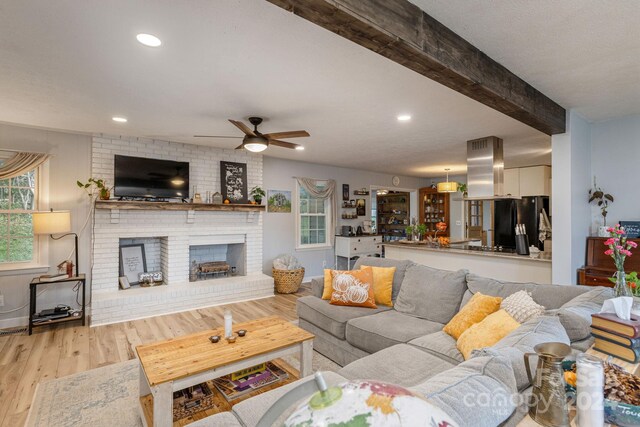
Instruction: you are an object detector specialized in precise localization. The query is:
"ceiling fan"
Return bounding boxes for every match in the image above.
[194,117,309,152]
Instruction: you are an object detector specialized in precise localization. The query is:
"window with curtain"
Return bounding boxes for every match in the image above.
[297,181,330,249]
[0,158,38,263]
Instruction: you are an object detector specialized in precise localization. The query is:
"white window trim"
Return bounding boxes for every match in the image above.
[0,155,50,273]
[295,180,332,251]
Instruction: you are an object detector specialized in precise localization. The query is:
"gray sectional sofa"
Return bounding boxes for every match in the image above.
[192,257,612,427]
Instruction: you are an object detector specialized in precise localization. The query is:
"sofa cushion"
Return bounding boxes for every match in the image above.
[231,371,347,427]
[394,264,468,323]
[457,309,521,360]
[188,411,242,426]
[462,273,592,310]
[296,295,391,340]
[353,257,414,300]
[477,315,570,391]
[345,310,444,354]
[338,343,455,387]
[554,287,614,341]
[409,331,464,364]
[411,354,518,427]
[443,292,503,339]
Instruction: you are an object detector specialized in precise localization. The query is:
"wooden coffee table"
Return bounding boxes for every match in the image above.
[136,316,314,427]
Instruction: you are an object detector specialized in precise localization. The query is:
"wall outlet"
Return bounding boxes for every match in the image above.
[322,260,327,268]
[456,220,462,226]
[0,294,4,307]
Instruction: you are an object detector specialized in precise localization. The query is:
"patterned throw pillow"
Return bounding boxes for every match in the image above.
[501,290,545,323]
[329,267,377,308]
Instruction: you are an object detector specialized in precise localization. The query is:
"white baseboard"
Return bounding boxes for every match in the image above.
[0,316,28,330]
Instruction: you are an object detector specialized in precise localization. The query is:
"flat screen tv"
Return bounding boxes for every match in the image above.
[114,155,189,199]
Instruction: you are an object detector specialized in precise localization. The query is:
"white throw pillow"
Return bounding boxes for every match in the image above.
[501,290,545,323]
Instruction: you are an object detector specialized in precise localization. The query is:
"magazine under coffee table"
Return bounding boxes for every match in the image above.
[136,316,314,427]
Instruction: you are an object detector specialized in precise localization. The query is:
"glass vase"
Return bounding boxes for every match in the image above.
[614,270,632,298]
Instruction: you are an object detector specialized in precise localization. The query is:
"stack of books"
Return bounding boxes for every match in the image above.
[591,313,640,363]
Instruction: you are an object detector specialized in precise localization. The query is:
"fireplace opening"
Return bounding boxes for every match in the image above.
[189,243,246,282]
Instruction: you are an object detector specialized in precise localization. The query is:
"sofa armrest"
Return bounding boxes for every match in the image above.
[310,277,325,298]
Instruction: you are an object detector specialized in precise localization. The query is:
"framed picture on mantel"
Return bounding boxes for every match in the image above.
[220,161,248,204]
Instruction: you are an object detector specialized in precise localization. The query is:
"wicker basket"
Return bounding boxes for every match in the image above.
[272,267,305,294]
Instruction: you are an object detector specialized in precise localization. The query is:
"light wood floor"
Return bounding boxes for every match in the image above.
[0,287,309,427]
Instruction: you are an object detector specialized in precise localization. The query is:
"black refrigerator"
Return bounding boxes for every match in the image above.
[494,196,550,250]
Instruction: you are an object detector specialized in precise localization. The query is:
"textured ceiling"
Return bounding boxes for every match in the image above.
[409,0,640,122]
[0,0,554,176]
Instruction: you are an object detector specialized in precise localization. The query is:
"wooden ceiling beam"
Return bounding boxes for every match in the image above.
[266,0,566,135]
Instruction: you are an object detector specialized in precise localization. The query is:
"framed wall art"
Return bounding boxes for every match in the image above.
[220,161,248,204]
[267,190,292,213]
[356,198,366,216]
[342,184,350,201]
[119,244,147,285]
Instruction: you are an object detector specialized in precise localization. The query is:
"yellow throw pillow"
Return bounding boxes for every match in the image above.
[369,266,396,307]
[329,268,377,308]
[443,292,503,340]
[322,269,335,299]
[457,309,520,360]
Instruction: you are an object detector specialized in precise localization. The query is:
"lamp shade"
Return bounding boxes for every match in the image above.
[32,210,71,234]
[437,181,458,193]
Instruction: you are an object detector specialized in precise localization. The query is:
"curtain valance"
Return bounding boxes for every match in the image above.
[0,152,50,180]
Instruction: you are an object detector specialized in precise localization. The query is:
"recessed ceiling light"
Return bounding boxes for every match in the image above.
[112,116,127,123]
[136,33,162,47]
[295,146,305,151]
[397,114,412,122]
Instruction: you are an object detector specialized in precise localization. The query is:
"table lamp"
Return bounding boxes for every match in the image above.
[32,209,78,276]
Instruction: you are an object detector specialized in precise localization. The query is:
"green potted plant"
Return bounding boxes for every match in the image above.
[405,225,414,241]
[588,178,613,236]
[416,223,428,241]
[77,178,112,200]
[457,183,468,197]
[250,186,266,204]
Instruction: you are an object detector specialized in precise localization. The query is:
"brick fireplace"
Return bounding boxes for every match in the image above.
[89,135,273,326]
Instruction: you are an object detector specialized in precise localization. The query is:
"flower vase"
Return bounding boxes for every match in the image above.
[614,270,632,298]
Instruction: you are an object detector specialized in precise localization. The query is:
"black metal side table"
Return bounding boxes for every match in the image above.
[29,273,86,335]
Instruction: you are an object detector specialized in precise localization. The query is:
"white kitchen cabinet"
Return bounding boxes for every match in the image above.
[503,168,520,197]
[335,235,382,269]
[519,166,551,196]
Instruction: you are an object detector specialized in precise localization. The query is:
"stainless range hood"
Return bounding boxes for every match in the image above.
[465,136,519,200]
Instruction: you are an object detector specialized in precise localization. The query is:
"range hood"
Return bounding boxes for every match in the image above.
[465,136,519,200]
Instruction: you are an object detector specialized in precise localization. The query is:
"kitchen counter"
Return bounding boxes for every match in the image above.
[384,242,552,283]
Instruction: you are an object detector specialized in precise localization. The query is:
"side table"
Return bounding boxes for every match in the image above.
[29,274,86,335]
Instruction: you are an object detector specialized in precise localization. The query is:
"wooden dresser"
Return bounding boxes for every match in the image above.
[577,236,640,287]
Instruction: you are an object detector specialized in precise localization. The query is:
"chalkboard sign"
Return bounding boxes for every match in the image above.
[621,221,640,238]
[220,161,248,204]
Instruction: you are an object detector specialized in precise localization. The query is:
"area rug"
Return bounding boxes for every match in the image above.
[26,351,340,427]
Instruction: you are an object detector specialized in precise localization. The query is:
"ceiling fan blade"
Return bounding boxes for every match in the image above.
[235,143,245,150]
[193,135,243,138]
[229,119,256,137]
[262,130,309,139]
[269,139,300,149]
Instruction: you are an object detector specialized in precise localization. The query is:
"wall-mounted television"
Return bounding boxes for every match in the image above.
[114,155,189,199]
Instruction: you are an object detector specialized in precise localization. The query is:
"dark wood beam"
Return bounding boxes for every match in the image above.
[266,0,566,135]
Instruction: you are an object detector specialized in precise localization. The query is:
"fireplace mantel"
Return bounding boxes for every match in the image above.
[95,200,265,212]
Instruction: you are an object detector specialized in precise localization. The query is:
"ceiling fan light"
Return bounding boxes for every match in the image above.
[243,141,268,152]
[171,178,185,185]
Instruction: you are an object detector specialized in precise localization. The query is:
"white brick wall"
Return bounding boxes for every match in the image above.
[90,135,272,325]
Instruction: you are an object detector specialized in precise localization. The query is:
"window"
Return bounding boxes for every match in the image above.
[296,182,330,249]
[0,162,38,264]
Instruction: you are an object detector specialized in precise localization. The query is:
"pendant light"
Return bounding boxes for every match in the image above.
[437,168,458,193]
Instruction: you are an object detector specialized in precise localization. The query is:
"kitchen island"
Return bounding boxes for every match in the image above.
[384,242,552,283]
